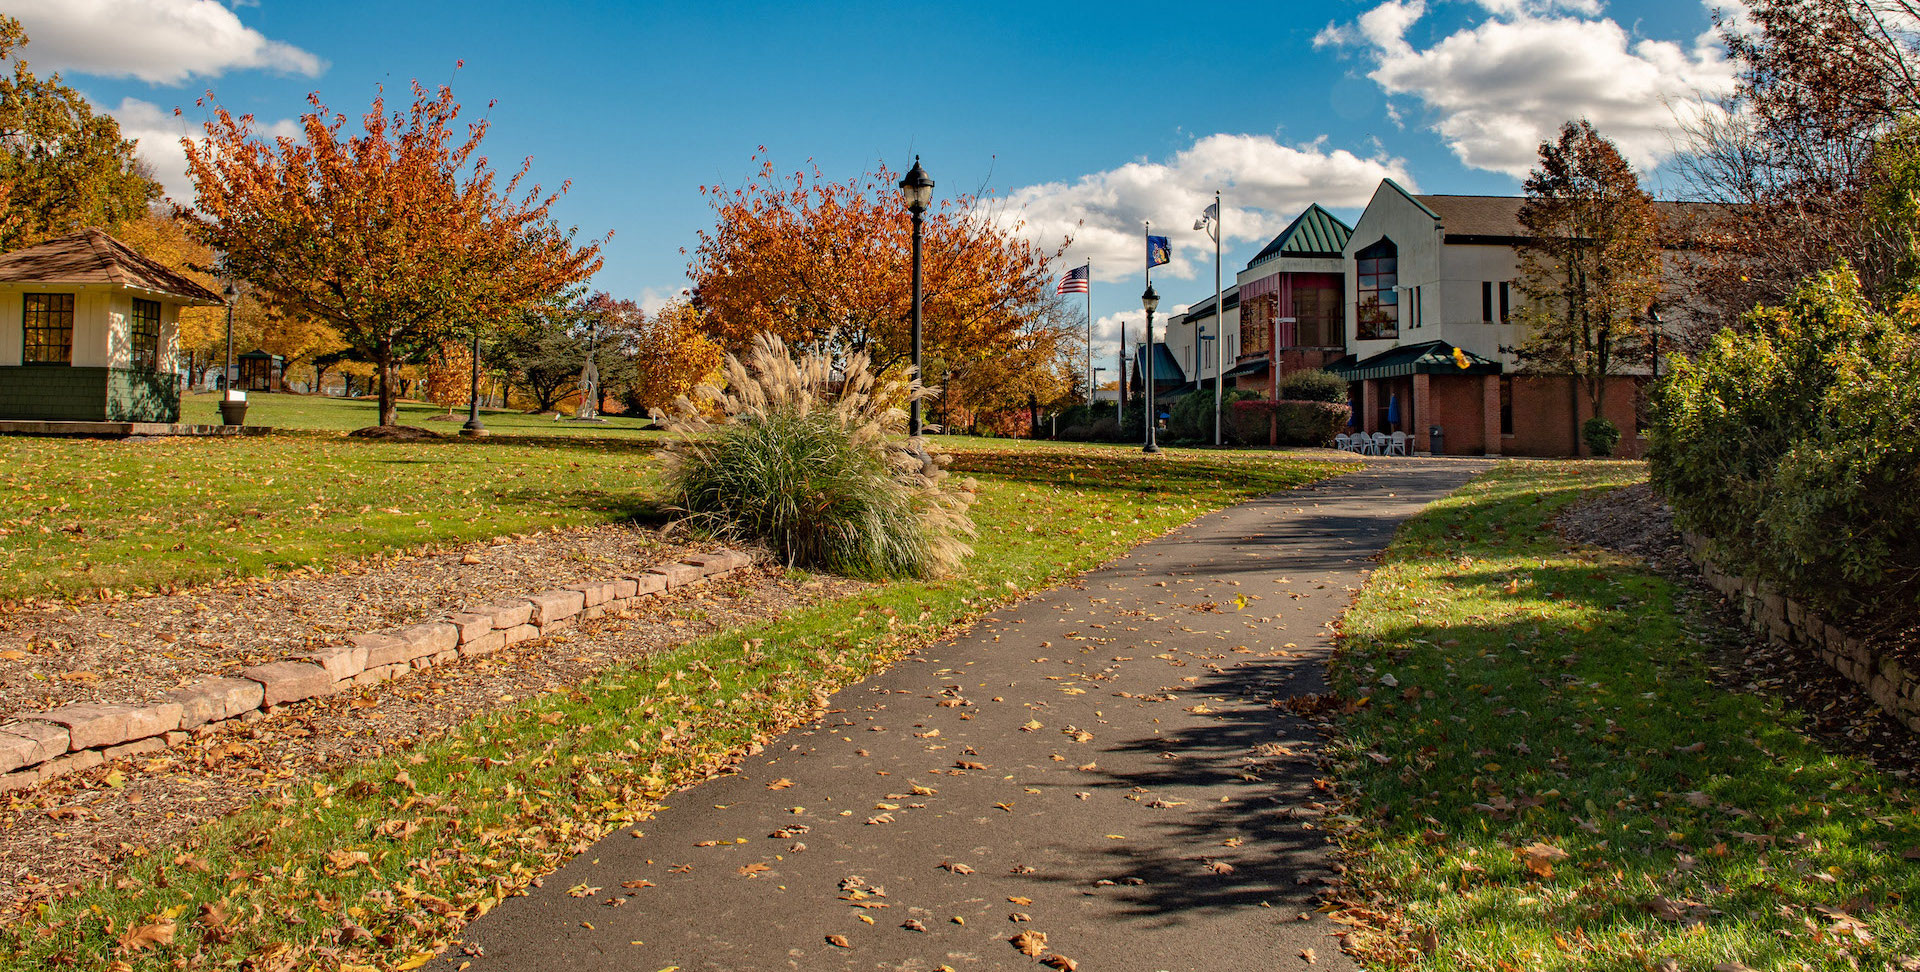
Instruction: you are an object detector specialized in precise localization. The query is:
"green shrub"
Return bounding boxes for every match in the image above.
[658,334,976,580]
[1168,388,1257,443]
[1649,265,1920,634]
[1277,368,1349,404]
[1230,399,1351,446]
[1582,416,1621,456]
[1088,415,1122,441]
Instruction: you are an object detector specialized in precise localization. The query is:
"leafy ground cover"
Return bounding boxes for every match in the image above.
[0,446,1354,970]
[1329,461,1920,970]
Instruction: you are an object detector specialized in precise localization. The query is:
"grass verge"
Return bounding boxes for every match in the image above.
[1328,461,1920,970]
[0,446,1353,970]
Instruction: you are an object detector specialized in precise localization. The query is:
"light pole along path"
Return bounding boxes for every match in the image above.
[440,458,1488,972]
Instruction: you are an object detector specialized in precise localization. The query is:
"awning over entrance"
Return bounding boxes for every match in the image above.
[1221,358,1269,381]
[1324,340,1501,382]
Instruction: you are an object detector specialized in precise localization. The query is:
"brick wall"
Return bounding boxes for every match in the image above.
[1425,374,1490,455]
[1505,375,1646,458]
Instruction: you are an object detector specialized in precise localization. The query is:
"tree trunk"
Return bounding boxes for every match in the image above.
[377,351,398,426]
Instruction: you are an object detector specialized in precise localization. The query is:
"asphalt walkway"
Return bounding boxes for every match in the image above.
[446,459,1486,972]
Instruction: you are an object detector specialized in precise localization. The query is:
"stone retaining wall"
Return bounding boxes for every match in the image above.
[0,549,753,793]
[1682,532,1920,733]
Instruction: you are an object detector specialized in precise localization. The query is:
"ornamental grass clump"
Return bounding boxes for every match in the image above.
[656,333,974,580]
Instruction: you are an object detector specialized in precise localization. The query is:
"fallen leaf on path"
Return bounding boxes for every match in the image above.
[825,934,852,949]
[1041,956,1079,971]
[939,861,975,874]
[1011,930,1049,956]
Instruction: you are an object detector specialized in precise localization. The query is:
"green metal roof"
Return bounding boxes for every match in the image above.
[1323,340,1501,382]
[1246,204,1354,269]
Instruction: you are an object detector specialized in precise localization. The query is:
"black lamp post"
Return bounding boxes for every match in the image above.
[898,157,935,437]
[1142,284,1160,454]
[460,326,488,437]
[222,281,238,394]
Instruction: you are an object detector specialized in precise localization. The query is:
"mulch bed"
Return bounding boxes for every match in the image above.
[1,524,702,712]
[0,559,869,915]
[1558,481,1919,775]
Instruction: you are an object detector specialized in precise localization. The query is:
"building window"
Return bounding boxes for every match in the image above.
[1355,239,1398,341]
[131,298,160,371]
[1287,274,1342,348]
[1499,281,1511,323]
[1500,376,1514,435]
[23,293,74,365]
[1482,281,1494,323]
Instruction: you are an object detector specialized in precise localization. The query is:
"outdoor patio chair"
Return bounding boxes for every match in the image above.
[1334,433,1352,451]
[1352,433,1376,455]
[1388,431,1409,456]
[1372,432,1390,455]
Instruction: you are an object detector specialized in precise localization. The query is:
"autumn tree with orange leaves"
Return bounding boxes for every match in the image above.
[688,156,1073,408]
[180,75,604,426]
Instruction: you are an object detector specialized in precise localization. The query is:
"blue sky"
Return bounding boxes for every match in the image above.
[14,0,1738,347]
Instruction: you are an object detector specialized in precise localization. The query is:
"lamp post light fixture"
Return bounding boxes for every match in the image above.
[899,157,935,437]
[460,327,489,437]
[1197,328,1218,446]
[222,281,238,396]
[1141,283,1161,454]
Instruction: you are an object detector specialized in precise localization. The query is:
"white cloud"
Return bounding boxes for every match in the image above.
[1092,305,1191,356]
[1321,1,1737,177]
[636,286,689,315]
[11,0,325,85]
[1002,133,1413,283]
[112,97,300,205]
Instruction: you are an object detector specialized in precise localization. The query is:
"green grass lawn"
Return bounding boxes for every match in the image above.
[178,391,663,437]
[0,432,663,603]
[1329,462,1920,970]
[0,446,1355,970]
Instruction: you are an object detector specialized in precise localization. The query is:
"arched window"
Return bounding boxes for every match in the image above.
[1355,238,1398,341]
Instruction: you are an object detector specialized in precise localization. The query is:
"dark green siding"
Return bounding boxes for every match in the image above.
[0,366,179,422]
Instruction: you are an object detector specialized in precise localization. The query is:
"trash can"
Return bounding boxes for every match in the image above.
[1428,424,1444,455]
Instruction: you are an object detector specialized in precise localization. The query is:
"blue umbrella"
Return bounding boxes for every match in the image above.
[1386,393,1401,427]
[1347,400,1359,427]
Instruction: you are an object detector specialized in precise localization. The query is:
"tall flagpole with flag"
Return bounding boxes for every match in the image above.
[1144,222,1172,446]
[1056,262,1094,408]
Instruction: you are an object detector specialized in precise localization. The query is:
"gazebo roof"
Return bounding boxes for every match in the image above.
[1325,340,1502,381]
[0,228,226,306]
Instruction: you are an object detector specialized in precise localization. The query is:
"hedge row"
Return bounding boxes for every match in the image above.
[1648,265,1920,637]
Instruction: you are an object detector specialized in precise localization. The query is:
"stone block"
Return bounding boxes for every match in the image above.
[460,629,506,658]
[566,580,615,608]
[470,599,534,629]
[22,704,139,751]
[352,664,403,687]
[241,661,335,706]
[0,766,44,794]
[613,577,638,599]
[300,645,367,682]
[649,562,704,589]
[1881,656,1909,685]
[686,550,751,573]
[540,616,573,636]
[102,737,166,761]
[626,572,668,596]
[447,613,494,643]
[397,622,459,660]
[431,649,459,666]
[353,631,413,669]
[167,677,265,728]
[583,603,606,621]
[129,703,182,739]
[503,623,538,645]
[0,721,69,771]
[526,589,585,625]
[37,748,104,781]
[164,730,190,747]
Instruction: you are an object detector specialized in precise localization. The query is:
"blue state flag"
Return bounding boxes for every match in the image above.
[1146,235,1172,269]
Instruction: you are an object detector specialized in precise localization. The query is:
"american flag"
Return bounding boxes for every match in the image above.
[1056,264,1090,295]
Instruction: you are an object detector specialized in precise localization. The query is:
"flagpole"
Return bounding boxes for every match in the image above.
[1143,221,1152,447]
[1213,190,1224,447]
[1084,260,1093,412]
